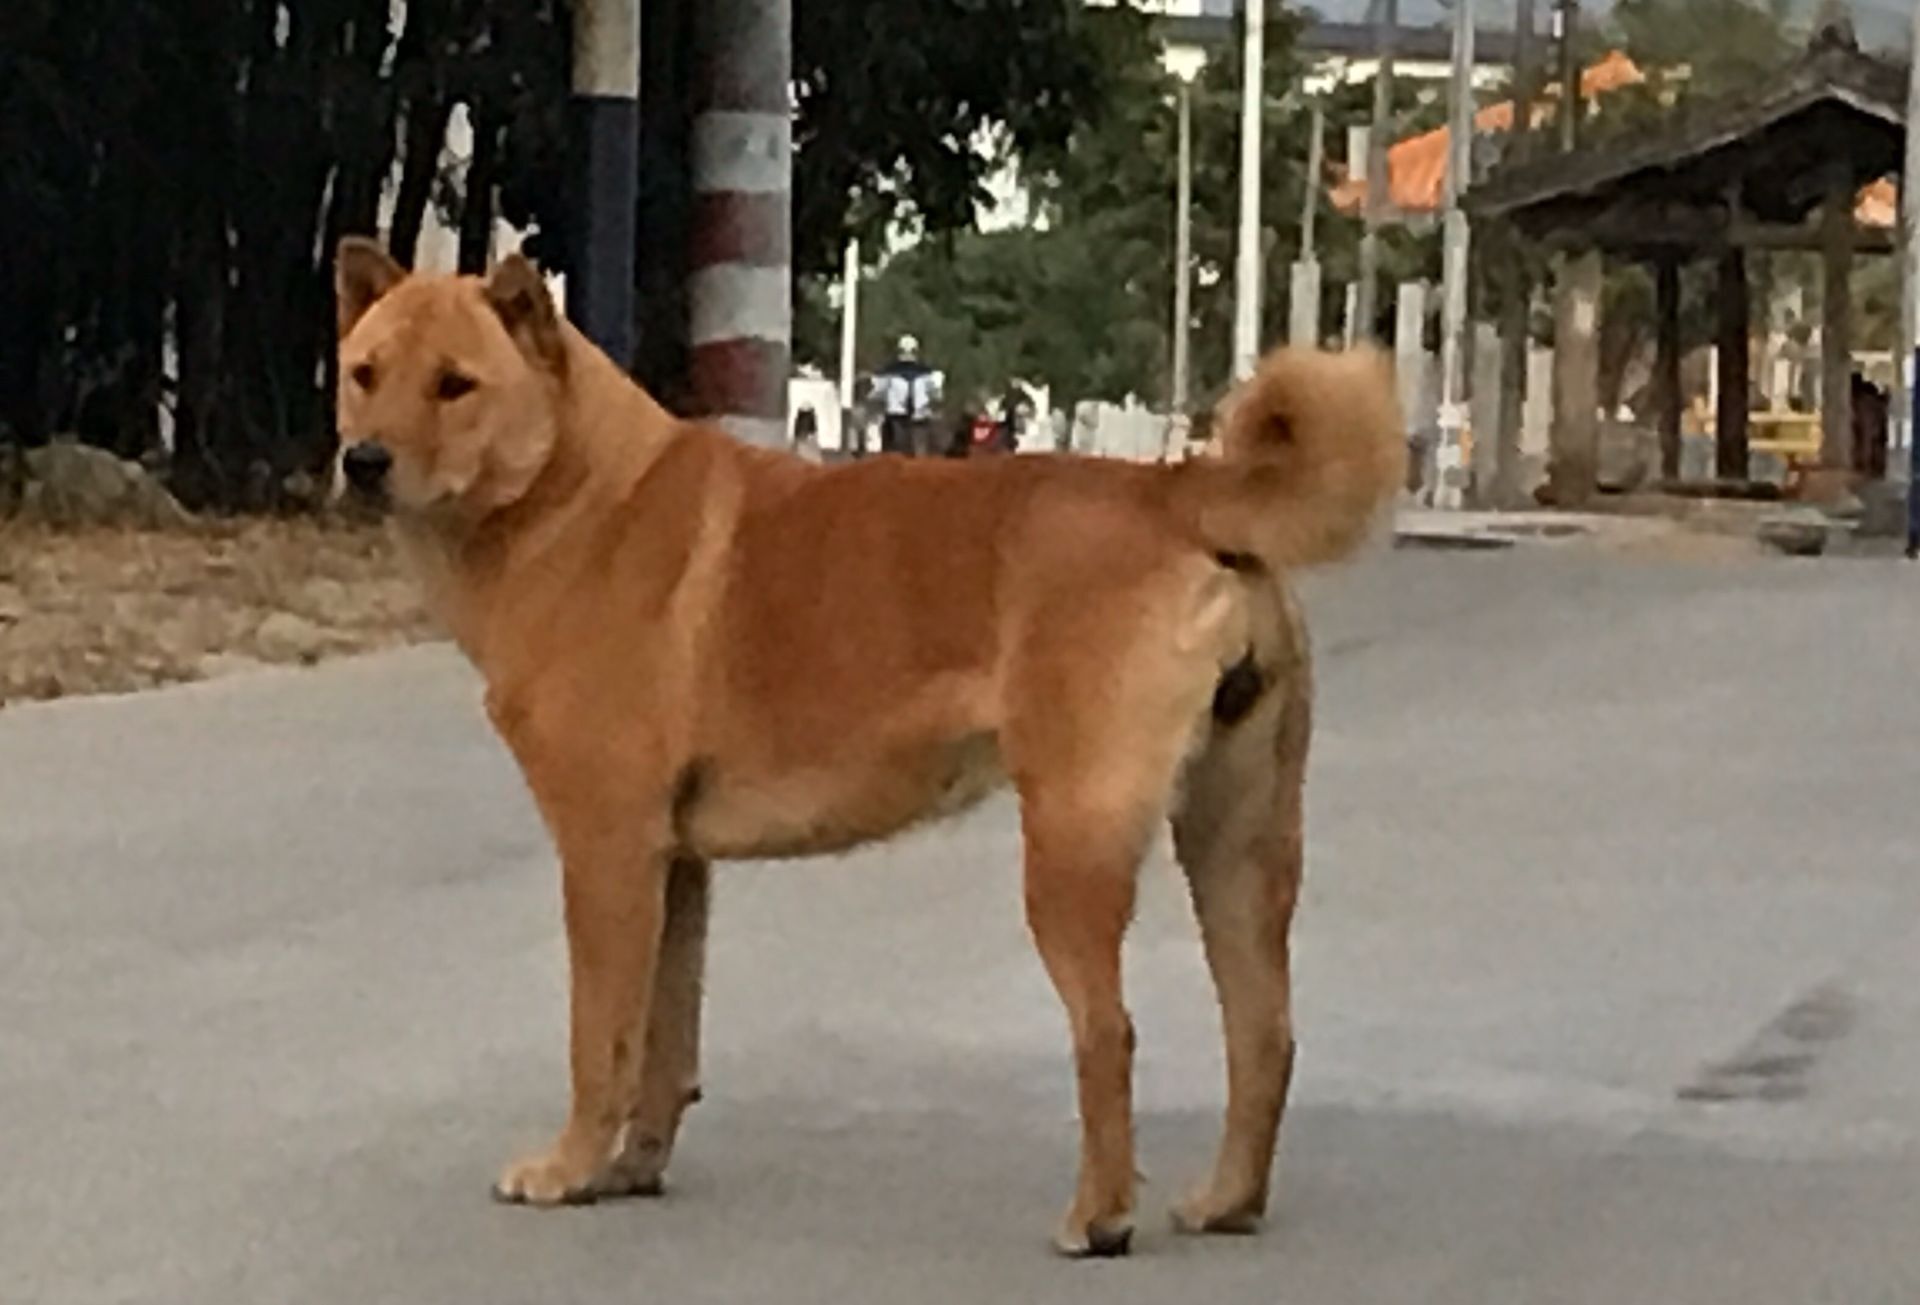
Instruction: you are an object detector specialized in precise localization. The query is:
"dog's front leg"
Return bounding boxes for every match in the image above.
[493,826,670,1206]
[607,852,711,1195]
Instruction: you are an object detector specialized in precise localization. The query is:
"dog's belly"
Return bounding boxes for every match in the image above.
[683,732,1008,862]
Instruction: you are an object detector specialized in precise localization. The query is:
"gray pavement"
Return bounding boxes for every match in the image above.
[6,548,1920,1303]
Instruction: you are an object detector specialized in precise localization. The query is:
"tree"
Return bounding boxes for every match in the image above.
[633,0,1118,402]
[825,6,1442,415]
[0,0,1196,501]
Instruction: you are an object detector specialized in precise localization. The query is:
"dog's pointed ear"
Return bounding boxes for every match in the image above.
[483,253,566,370]
[336,237,406,338]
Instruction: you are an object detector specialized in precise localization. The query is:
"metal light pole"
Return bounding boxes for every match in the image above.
[1175,81,1194,409]
[1433,0,1476,510]
[1233,0,1267,380]
[838,237,861,457]
[568,0,639,366]
[1355,0,1397,344]
[1557,0,1581,153]
[1166,47,1207,415]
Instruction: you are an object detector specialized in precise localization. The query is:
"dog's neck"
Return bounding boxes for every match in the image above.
[397,327,681,665]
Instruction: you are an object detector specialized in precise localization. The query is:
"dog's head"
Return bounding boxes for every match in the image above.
[334,237,567,520]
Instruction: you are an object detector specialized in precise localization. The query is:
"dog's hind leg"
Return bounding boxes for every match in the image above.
[1004,553,1246,1255]
[610,853,711,1194]
[1168,650,1308,1236]
[1017,783,1149,1259]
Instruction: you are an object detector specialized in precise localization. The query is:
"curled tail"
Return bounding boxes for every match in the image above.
[1168,346,1406,570]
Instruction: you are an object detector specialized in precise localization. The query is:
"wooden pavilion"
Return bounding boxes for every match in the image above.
[1466,22,1908,494]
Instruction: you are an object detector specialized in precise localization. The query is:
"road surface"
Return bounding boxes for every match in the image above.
[6,548,1920,1303]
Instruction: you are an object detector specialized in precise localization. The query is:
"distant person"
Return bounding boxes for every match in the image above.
[1851,373,1889,480]
[869,335,943,456]
[792,405,821,462]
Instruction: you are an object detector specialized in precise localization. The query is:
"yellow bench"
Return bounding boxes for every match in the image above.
[1747,412,1821,463]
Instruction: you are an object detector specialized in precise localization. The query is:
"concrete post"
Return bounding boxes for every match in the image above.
[1549,250,1602,506]
[1433,0,1476,510]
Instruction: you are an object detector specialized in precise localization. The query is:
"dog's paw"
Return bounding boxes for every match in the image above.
[598,1144,670,1199]
[1052,1212,1135,1259]
[1170,1186,1265,1236]
[491,1148,607,1207]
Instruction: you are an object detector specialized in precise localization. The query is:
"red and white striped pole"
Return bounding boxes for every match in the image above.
[688,0,792,448]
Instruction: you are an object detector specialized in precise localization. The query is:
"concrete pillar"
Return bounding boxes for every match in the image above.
[1395,279,1429,422]
[689,0,792,446]
[1470,320,1502,502]
[1549,249,1602,506]
[1289,260,1322,349]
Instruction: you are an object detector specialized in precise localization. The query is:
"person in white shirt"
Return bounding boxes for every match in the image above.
[869,335,944,456]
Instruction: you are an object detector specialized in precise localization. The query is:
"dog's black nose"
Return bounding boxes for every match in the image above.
[341,441,393,494]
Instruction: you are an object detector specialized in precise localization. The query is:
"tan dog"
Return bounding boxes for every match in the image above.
[333,237,1404,1257]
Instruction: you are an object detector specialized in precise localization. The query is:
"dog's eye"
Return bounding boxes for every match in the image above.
[349,362,376,391]
[435,370,478,402]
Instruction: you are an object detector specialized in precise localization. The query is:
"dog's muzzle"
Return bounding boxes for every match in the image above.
[341,441,393,497]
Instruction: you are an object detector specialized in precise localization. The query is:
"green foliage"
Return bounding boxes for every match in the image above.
[1610,0,1798,99]
[0,0,1110,505]
[827,7,1443,413]
[0,0,568,507]
[792,0,1111,281]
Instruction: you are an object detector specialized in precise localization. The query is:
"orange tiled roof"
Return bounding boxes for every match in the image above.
[1857,177,1896,228]
[1329,51,1646,216]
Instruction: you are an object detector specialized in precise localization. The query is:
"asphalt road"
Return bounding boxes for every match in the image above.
[6,548,1920,1304]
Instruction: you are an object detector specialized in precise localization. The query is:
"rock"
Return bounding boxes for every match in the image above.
[1757,509,1831,557]
[298,578,353,616]
[280,469,323,511]
[1853,480,1909,539]
[1597,421,1656,493]
[21,440,193,529]
[253,612,329,664]
[198,651,271,681]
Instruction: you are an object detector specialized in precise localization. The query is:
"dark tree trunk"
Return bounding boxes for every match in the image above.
[458,106,500,274]
[634,0,694,406]
[391,95,455,266]
[171,219,232,509]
